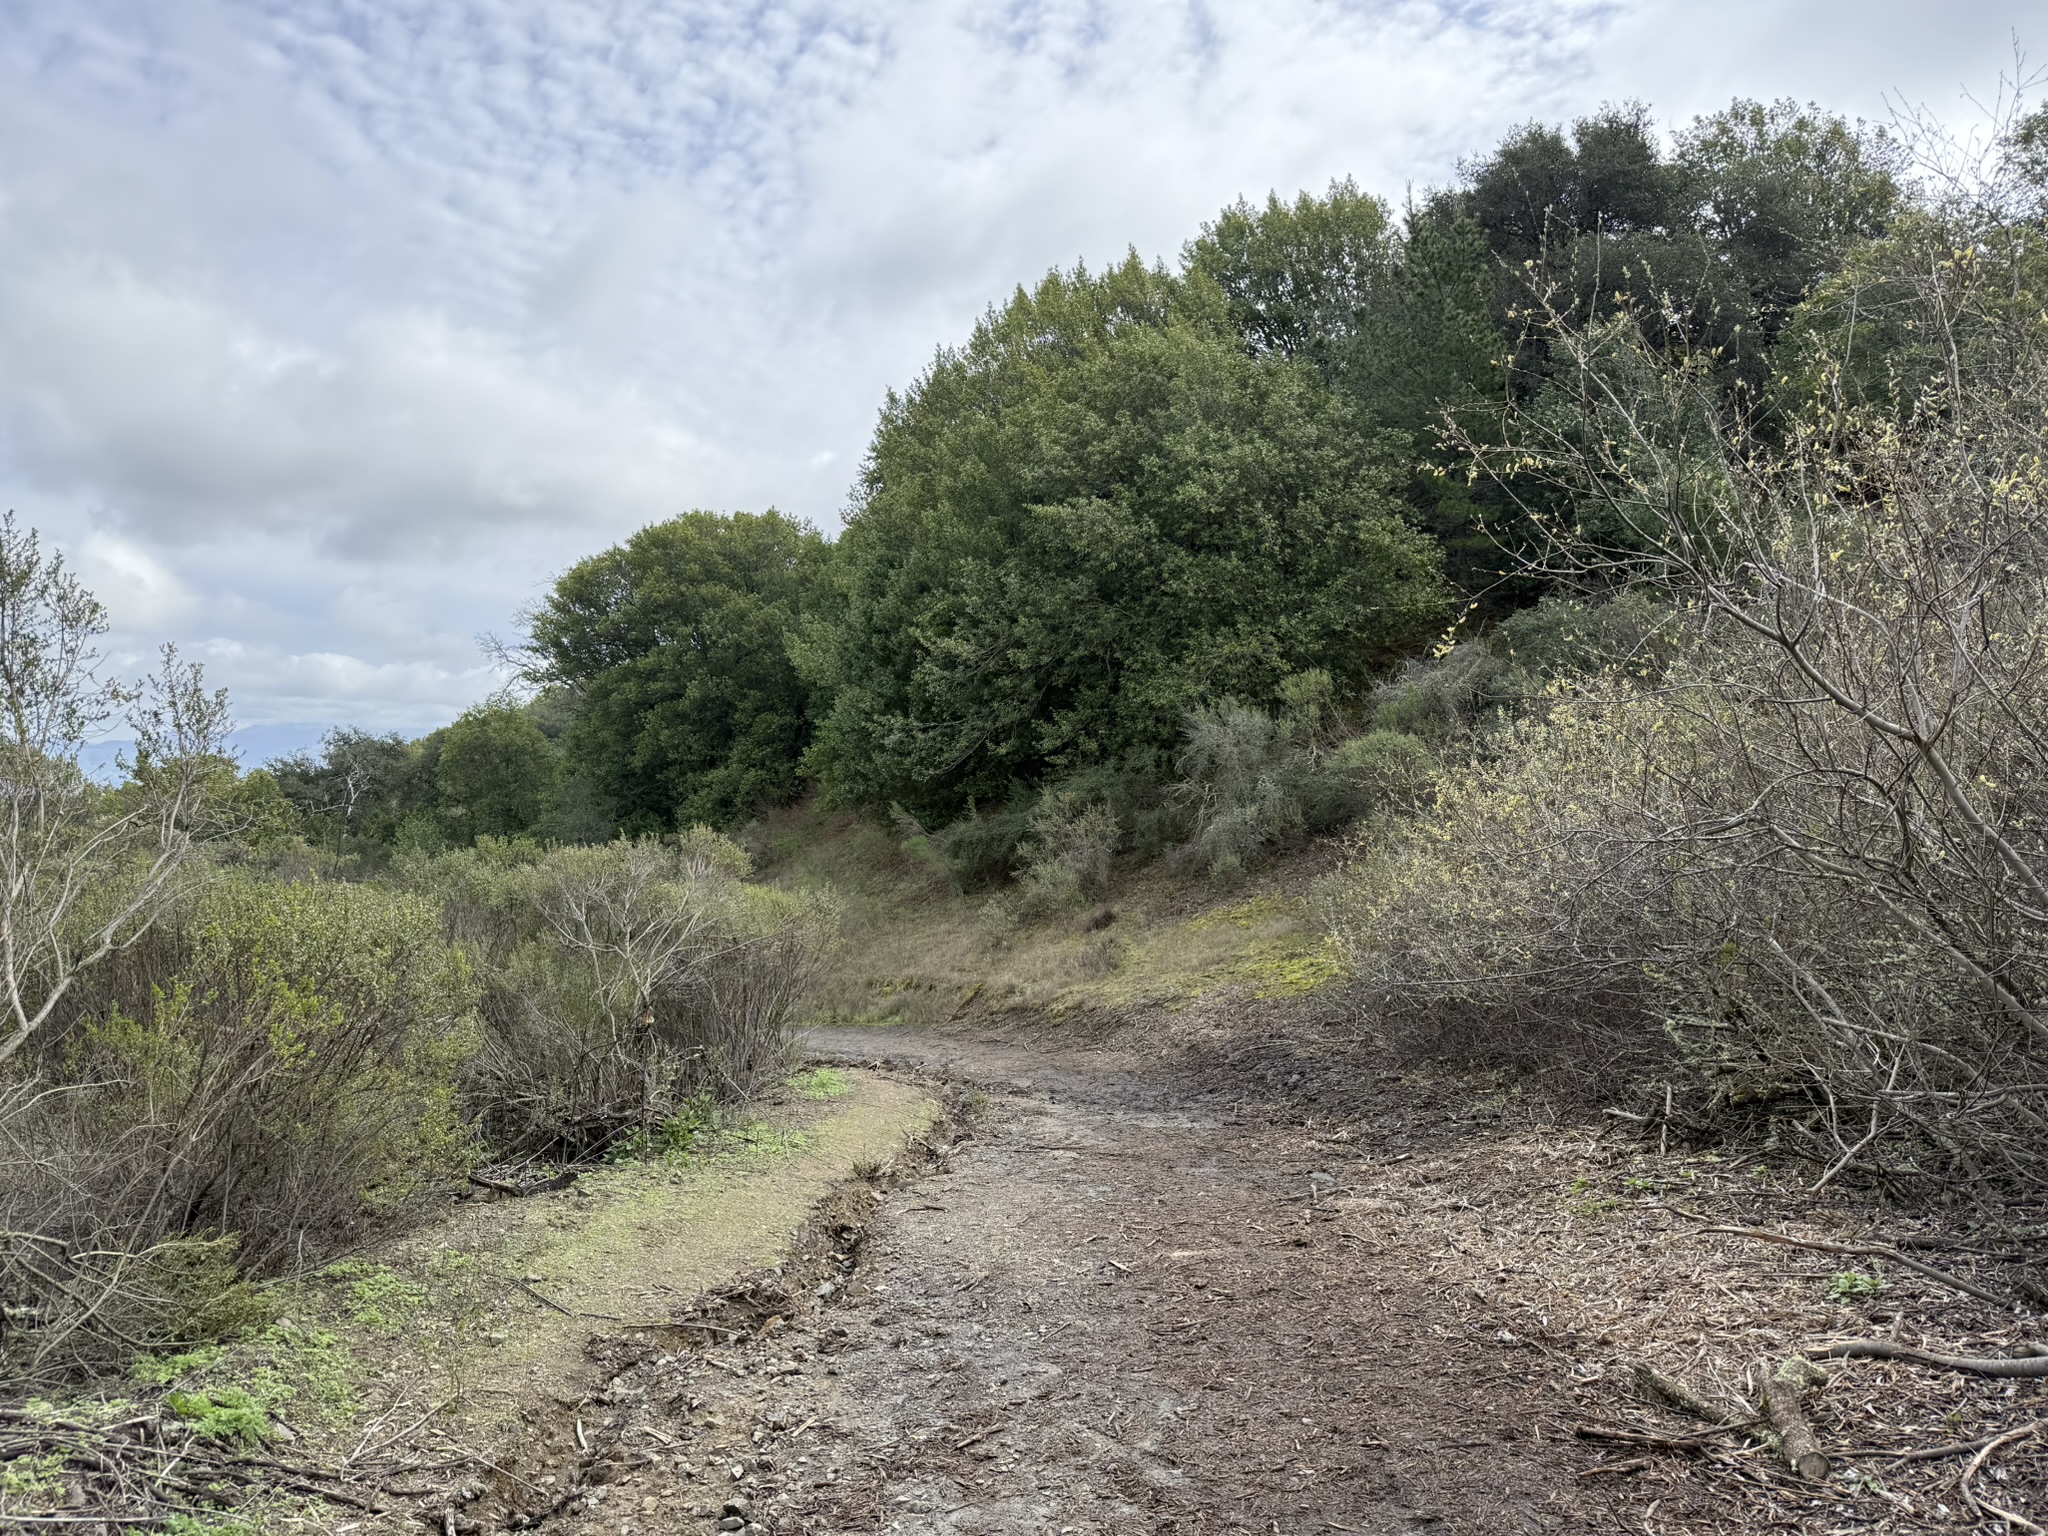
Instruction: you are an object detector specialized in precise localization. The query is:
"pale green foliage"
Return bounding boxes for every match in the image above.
[421,832,837,1156]
[1320,680,1681,1091]
[1,875,480,1373]
[1012,792,1121,917]
[1169,673,1433,879]
[1171,703,1307,879]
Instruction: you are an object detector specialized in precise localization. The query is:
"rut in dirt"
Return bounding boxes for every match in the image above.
[764,1021,1611,1535]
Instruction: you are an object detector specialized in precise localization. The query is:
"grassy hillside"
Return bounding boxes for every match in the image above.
[750,795,1348,1030]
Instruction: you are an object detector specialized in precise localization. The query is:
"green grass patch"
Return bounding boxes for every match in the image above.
[1235,938,1347,998]
[0,1451,65,1503]
[165,1517,260,1536]
[165,1385,272,1448]
[788,1066,851,1100]
[245,1320,360,1424]
[321,1260,429,1335]
[133,1345,228,1385]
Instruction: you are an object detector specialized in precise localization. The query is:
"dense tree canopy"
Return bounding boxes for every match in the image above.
[436,702,559,840]
[271,727,436,849]
[525,510,827,831]
[280,94,1926,840]
[1443,100,1901,398]
[801,255,1449,819]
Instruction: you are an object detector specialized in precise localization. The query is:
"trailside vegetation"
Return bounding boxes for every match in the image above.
[8,88,2045,1410]
[523,509,829,832]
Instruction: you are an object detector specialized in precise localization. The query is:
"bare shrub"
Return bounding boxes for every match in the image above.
[0,514,231,1069]
[433,831,838,1158]
[1329,170,2048,1192]
[1322,678,1698,1100]
[0,876,478,1376]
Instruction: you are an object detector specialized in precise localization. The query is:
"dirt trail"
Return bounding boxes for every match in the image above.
[505,1020,1618,1536]
[779,1023,1596,1533]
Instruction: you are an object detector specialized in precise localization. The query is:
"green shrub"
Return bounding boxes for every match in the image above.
[1369,596,1676,740]
[1324,729,1434,812]
[1,874,480,1375]
[935,805,1035,891]
[421,833,838,1158]
[164,1385,271,1448]
[1012,791,1121,917]
[1170,702,1307,878]
[1165,681,1421,878]
[1370,643,1508,737]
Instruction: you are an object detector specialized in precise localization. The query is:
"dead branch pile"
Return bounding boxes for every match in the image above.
[0,1398,428,1526]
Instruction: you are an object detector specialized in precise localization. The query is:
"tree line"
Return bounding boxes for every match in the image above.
[274,98,1910,851]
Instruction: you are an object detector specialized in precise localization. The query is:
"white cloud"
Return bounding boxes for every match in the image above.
[0,0,2032,739]
[186,637,507,729]
[0,255,717,553]
[74,531,198,632]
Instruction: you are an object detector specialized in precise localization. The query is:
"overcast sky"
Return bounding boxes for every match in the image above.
[0,0,2029,758]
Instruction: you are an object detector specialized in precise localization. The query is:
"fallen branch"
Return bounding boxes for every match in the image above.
[1814,1339,2048,1377]
[1631,1363,1751,1427]
[1960,1425,2044,1534]
[1761,1357,1830,1480]
[1882,1422,2046,1465]
[1574,1422,1750,1452]
[467,1168,579,1198]
[1701,1225,2017,1309]
[514,1279,575,1316]
[1579,1456,1655,1477]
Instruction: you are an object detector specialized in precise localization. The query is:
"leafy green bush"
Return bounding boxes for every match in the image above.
[0,875,480,1375]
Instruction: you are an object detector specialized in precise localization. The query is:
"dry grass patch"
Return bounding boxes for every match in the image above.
[752,797,1349,1026]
